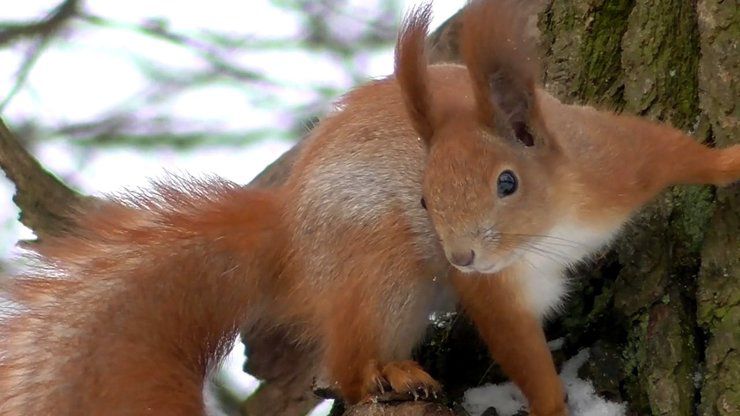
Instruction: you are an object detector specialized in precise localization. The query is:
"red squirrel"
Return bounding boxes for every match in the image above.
[1,1,738,415]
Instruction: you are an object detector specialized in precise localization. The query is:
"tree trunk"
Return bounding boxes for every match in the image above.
[540,1,739,414]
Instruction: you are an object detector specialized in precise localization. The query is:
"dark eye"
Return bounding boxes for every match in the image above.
[497,170,518,197]
[420,197,427,210]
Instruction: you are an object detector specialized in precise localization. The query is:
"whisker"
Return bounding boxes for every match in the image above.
[527,242,574,260]
[500,233,586,249]
[484,232,582,271]
[517,243,572,267]
[493,237,568,268]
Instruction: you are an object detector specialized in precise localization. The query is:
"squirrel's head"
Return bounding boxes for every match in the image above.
[395,0,565,274]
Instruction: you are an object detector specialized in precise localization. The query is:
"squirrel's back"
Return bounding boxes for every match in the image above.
[285,65,478,280]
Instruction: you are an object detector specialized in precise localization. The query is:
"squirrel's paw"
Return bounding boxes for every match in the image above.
[360,360,391,398]
[360,359,442,402]
[382,360,441,400]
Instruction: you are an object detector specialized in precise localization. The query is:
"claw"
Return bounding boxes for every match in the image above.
[376,377,386,395]
[376,360,443,402]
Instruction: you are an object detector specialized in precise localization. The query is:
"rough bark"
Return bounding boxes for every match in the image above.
[0,1,737,415]
[694,3,740,416]
[537,1,738,415]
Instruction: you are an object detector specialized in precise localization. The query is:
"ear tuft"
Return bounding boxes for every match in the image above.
[460,0,541,146]
[394,2,434,144]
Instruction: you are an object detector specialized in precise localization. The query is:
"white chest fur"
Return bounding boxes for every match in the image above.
[513,220,622,319]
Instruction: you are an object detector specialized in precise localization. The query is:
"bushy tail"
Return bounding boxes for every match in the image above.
[657,128,740,187]
[709,144,740,186]
[0,176,284,415]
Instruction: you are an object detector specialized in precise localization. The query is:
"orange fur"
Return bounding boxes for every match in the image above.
[1,180,285,415]
[460,0,540,136]
[395,1,434,142]
[1,0,738,414]
[453,270,565,416]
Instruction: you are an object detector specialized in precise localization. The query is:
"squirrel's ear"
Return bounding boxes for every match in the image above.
[395,2,434,146]
[460,0,547,149]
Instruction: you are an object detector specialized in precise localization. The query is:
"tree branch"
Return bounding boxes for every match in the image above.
[0,0,80,46]
[78,12,272,85]
[345,402,456,416]
[0,36,51,113]
[0,118,87,240]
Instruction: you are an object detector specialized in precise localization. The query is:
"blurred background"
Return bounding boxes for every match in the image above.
[0,0,465,414]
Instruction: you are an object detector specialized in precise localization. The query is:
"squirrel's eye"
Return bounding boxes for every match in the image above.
[497,170,518,197]
[420,197,427,210]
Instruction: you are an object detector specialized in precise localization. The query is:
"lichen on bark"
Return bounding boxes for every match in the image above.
[540,0,635,106]
[695,0,740,414]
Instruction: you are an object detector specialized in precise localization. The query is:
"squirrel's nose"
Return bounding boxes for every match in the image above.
[450,249,475,267]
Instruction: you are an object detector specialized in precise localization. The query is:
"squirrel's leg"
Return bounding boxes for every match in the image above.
[666,142,740,187]
[631,121,740,187]
[452,272,567,416]
[322,276,442,403]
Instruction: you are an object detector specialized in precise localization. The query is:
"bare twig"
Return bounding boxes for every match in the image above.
[0,0,81,112]
[0,0,80,46]
[0,36,52,113]
[78,13,269,84]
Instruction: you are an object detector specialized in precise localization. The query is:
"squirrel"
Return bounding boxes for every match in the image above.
[1,0,738,415]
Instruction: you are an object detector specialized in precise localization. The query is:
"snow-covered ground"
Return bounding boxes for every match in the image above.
[463,349,626,416]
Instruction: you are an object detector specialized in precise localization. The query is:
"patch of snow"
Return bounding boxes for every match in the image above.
[464,382,525,416]
[307,399,335,416]
[561,350,625,416]
[203,382,229,416]
[693,369,703,389]
[218,340,261,400]
[428,311,457,328]
[547,337,565,351]
[463,349,626,416]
